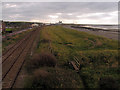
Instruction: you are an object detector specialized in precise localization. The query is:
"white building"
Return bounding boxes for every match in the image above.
[59,21,62,24]
[31,24,39,27]
[56,21,62,25]
[45,23,51,26]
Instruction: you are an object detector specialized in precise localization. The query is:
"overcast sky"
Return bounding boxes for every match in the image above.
[2,2,118,24]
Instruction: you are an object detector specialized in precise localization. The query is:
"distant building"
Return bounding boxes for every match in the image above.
[59,21,62,24]
[56,21,63,25]
[31,24,39,27]
[45,23,51,26]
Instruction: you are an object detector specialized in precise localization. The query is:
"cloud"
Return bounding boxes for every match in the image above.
[67,13,73,15]
[2,2,118,24]
[5,4,17,8]
[56,13,62,15]
[48,15,59,19]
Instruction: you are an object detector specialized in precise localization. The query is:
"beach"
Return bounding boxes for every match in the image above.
[63,25,119,41]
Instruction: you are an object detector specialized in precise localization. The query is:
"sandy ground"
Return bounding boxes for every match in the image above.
[63,25,119,41]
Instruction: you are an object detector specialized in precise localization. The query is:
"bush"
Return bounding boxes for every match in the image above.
[41,39,50,43]
[26,51,57,71]
[24,68,84,88]
[99,77,119,89]
[33,69,49,79]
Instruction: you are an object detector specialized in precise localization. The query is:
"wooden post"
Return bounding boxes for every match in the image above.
[2,20,6,32]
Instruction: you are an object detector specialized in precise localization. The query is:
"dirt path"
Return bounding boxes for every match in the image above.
[2,27,40,88]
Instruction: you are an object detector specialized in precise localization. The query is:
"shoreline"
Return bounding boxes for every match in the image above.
[63,25,119,41]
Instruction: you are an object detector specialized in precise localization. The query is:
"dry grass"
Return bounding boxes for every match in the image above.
[26,51,57,72]
[24,68,84,88]
[40,39,50,43]
[99,76,119,88]
[33,69,49,79]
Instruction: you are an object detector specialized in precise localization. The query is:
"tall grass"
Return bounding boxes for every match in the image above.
[25,51,57,73]
[24,68,84,88]
[25,25,119,88]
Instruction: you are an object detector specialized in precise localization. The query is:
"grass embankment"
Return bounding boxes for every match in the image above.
[2,29,33,52]
[25,25,119,88]
[6,28,12,31]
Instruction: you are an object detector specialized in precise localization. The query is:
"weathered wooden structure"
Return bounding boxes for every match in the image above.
[2,20,6,32]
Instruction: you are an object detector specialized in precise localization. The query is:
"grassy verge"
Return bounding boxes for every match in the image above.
[2,29,33,52]
[6,28,12,31]
[24,25,119,88]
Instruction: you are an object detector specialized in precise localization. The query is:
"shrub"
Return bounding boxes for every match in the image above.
[24,68,83,88]
[41,39,50,43]
[33,69,49,80]
[99,76,119,89]
[26,51,57,71]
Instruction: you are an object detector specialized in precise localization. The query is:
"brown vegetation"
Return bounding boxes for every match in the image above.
[99,77,119,88]
[26,51,57,71]
[33,69,49,79]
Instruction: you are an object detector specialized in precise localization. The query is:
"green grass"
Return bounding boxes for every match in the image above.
[25,25,119,88]
[6,28,12,31]
[36,26,118,64]
[2,29,33,52]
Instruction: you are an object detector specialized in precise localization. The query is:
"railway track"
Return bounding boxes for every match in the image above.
[2,27,40,88]
[2,31,33,63]
[2,29,33,58]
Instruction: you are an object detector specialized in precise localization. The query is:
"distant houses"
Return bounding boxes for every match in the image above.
[2,21,13,33]
[45,23,51,26]
[56,21,63,25]
[31,23,39,27]
[58,21,62,24]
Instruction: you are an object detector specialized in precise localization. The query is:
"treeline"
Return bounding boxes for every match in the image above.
[2,21,42,32]
[5,21,32,29]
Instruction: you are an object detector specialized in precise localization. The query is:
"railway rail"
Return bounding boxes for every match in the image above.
[2,30,32,56]
[2,27,40,88]
[2,31,33,63]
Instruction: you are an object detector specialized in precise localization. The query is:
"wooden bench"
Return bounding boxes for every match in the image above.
[70,61,79,71]
[69,56,81,71]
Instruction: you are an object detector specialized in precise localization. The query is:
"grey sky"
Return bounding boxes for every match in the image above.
[2,2,118,24]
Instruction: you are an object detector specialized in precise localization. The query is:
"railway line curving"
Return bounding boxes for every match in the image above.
[2,27,40,88]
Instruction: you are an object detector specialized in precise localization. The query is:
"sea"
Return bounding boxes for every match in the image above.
[83,25,118,30]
